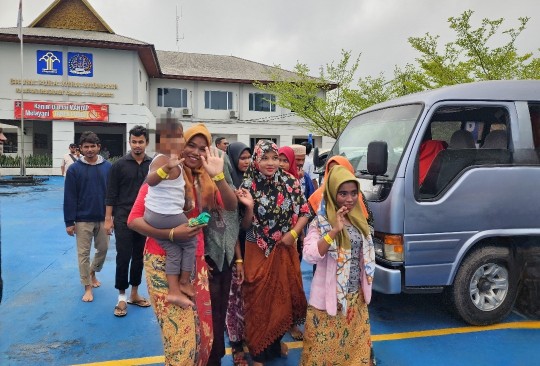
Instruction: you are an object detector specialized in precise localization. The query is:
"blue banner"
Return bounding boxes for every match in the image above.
[36,50,63,75]
[68,52,93,77]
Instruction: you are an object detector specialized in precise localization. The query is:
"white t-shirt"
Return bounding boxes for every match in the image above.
[303,155,318,182]
[62,153,79,176]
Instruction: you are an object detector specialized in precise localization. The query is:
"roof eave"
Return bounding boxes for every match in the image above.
[0,34,160,77]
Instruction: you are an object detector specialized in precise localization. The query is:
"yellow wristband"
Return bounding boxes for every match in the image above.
[323,233,333,245]
[290,229,298,240]
[212,172,225,182]
[235,259,244,264]
[156,167,169,180]
[169,228,175,242]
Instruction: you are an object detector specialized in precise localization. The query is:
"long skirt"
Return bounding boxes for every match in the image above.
[225,264,245,348]
[144,251,213,366]
[243,241,307,360]
[300,291,372,366]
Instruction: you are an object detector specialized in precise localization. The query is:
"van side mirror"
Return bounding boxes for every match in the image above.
[313,147,320,167]
[367,141,388,176]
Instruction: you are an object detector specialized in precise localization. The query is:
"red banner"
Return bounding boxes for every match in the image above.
[14,101,109,122]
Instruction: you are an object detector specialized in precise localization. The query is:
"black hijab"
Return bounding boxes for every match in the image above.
[226,142,251,188]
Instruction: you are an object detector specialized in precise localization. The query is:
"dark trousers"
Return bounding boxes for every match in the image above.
[207,260,233,366]
[114,219,146,291]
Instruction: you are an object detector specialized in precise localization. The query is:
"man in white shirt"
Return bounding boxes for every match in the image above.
[301,142,319,189]
[61,143,80,176]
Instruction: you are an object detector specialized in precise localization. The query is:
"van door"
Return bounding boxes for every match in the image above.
[402,101,517,287]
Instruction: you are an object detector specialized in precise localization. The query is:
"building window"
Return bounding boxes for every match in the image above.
[249,93,276,112]
[205,91,233,110]
[157,88,188,108]
[3,133,18,153]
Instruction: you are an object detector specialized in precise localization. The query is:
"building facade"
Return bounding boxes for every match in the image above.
[0,0,335,175]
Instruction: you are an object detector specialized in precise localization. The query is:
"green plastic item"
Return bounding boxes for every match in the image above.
[188,212,211,227]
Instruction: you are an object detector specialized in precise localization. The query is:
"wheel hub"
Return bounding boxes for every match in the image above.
[469,263,509,311]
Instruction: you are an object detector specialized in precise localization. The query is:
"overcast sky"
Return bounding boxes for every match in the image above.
[1,0,539,78]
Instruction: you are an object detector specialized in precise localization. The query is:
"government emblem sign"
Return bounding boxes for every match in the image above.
[37,50,63,75]
[68,52,93,77]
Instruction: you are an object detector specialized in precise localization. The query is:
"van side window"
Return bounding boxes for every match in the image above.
[418,105,510,199]
[529,104,540,148]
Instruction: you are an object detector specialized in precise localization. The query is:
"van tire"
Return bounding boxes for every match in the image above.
[448,245,518,325]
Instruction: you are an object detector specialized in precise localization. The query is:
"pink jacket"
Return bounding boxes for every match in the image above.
[303,222,373,316]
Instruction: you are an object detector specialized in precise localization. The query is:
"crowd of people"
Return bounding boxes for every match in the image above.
[62,122,376,366]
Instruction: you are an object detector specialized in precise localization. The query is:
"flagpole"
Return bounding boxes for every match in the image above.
[18,0,25,177]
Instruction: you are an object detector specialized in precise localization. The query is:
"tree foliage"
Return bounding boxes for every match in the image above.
[254,50,362,139]
[257,10,540,138]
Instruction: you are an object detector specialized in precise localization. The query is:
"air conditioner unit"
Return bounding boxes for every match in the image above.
[181,108,192,116]
[229,110,238,119]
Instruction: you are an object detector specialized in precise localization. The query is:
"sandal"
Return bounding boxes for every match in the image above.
[114,301,127,317]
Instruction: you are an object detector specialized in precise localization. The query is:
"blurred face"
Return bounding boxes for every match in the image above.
[238,150,251,172]
[69,146,77,154]
[278,154,290,172]
[183,135,208,169]
[157,128,184,155]
[80,142,100,162]
[129,134,148,156]
[258,150,279,177]
[335,181,359,211]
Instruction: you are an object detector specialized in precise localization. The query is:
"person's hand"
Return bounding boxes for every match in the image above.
[235,188,254,209]
[66,226,76,236]
[334,206,349,233]
[168,154,184,169]
[235,262,245,284]
[201,147,224,178]
[173,223,204,241]
[279,231,296,247]
[104,218,114,235]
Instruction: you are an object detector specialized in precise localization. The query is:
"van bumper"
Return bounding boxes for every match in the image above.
[373,264,402,294]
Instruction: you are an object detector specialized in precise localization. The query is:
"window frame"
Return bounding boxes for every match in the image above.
[157,87,188,108]
[204,90,233,110]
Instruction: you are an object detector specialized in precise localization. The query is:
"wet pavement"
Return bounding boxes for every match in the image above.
[1,176,539,365]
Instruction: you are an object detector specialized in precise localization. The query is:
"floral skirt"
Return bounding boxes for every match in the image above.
[300,291,372,366]
[144,251,213,366]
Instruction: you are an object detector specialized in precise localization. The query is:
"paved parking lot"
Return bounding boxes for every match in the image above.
[1,176,539,365]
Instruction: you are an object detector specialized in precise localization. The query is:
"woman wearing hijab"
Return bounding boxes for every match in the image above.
[308,156,373,226]
[236,140,311,366]
[225,141,251,365]
[128,124,238,365]
[301,165,376,365]
[278,146,299,179]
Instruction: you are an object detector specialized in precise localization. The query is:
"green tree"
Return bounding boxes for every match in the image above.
[359,10,540,102]
[254,50,362,139]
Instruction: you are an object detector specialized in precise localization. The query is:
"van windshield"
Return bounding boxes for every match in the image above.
[330,103,422,179]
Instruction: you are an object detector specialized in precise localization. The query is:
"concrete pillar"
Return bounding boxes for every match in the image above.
[52,121,75,173]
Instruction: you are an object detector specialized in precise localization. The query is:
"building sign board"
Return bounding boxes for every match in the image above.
[37,50,63,75]
[14,101,109,122]
[68,52,93,77]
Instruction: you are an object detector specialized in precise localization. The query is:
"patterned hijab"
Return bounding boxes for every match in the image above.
[226,142,251,188]
[242,140,304,257]
[277,146,299,179]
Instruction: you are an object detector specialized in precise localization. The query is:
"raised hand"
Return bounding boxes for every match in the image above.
[235,188,254,209]
[201,147,224,178]
[334,206,349,233]
[168,154,183,169]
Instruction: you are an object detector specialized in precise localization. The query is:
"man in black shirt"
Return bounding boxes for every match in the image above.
[105,125,152,317]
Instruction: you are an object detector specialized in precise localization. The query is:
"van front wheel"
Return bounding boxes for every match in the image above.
[449,246,518,325]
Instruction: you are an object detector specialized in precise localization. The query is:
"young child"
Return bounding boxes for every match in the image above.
[143,120,198,308]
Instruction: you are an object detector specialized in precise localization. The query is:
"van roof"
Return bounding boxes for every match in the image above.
[361,80,540,113]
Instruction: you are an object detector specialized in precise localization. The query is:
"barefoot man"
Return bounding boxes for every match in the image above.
[64,131,112,302]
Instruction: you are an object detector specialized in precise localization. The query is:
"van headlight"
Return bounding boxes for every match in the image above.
[374,232,404,262]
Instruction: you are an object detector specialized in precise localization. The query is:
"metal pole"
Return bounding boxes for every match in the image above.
[19,25,25,176]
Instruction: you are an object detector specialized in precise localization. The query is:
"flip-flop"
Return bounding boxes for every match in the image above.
[114,302,127,317]
[127,298,151,307]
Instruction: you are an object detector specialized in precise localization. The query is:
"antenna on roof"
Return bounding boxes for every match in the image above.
[176,4,184,51]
